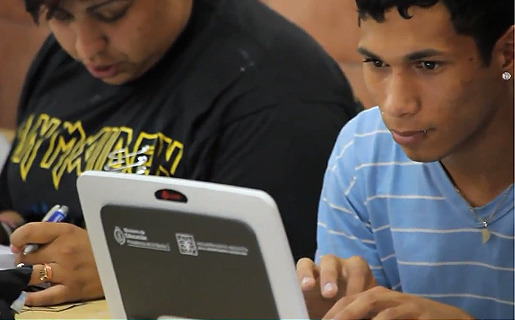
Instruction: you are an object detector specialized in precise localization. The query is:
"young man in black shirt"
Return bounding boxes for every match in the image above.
[1,0,359,306]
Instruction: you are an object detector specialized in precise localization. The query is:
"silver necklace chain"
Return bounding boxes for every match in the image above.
[454,185,513,244]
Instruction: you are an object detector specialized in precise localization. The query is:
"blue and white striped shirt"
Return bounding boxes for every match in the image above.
[316,107,514,319]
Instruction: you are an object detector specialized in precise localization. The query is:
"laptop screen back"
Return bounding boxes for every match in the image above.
[100,204,280,319]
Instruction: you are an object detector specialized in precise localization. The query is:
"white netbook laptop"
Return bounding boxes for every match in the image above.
[77,171,308,319]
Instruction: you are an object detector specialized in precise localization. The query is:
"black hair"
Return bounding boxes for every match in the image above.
[24,0,60,24]
[355,0,514,65]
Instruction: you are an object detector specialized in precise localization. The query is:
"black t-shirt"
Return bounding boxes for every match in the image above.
[0,0,359,261]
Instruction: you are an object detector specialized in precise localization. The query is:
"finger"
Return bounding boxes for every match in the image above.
[329,287,400,320]
[24,284,72,307]
[28,263,64,286]
[328,295,375,320]
[10,245,22,254]
[344,256,375,296]
[296,258,318,290]
[319,255,341,298]
[373,306,417,320]
[15,243,57,266]
[0,210,25,227]
[10,222,74,249]
[323,295,355,320]
[324,287,396,320]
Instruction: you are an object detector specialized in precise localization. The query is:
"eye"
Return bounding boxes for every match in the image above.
[93,6,129,23]
[417,61,440,71]
[363,58,387,68]
[51,8,74,22]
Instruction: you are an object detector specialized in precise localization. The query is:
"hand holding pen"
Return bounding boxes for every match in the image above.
[10,206,103,306]
[22,205,69,255]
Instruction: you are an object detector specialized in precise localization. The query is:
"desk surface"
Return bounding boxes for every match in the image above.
[17,300,110,319]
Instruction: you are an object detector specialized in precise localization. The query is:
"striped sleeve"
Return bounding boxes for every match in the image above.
[315,121,389,287]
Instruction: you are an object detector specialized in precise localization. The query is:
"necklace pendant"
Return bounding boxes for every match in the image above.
[481,228,491,244]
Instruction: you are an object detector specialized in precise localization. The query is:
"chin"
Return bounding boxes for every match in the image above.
[101,75,131,85]
[400,147,444,163]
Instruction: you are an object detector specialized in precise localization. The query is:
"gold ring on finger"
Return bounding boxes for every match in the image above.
[39,263,53,282]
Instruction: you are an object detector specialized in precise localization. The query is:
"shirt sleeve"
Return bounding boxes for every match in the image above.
[315,119,390,287]
[208,102,356,262]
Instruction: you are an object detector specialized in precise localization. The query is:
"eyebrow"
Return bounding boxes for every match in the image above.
[357,47,446,61]
[85,0,130,11]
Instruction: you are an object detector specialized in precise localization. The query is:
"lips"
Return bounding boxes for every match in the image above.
[390,129,429,146]
[86,63,120,79]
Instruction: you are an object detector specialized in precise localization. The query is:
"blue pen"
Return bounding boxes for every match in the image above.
[22,205,69,255]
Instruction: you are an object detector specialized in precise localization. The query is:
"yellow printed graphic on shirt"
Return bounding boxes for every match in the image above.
[11,114,184,189]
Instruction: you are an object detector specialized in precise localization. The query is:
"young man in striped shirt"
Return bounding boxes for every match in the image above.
[297,1,514,319]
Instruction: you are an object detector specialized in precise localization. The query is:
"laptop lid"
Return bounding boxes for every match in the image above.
[77,171,308,319]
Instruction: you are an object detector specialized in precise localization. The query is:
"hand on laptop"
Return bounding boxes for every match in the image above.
[297,255,473,320]
[297,255,377,298]
[10,222,104,306]
[323,286,474,320]
[296,255,377,319]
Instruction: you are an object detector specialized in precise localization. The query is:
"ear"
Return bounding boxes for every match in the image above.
[494,25,514,72]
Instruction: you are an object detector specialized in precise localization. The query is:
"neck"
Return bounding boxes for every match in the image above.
[441,86,514,207]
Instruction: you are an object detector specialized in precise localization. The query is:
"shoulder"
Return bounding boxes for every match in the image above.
[322,107,415,225]
[214,0,326,53]
[329,107,410,172]
[233,101,356,133]
[21,35,77,90]
[205,0,353,103]
[17,35,74,123]
[25,35,73,79]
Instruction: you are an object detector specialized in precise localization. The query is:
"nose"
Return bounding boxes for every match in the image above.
[73,20,108,62]
[381,70,420,118]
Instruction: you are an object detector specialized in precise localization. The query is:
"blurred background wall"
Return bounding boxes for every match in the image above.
[0,0,374,130]
[0,0,49,129]
[265,0,375,109]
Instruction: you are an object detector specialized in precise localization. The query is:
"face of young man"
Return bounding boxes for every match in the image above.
[46,0,194,85]
[357,2,514,163]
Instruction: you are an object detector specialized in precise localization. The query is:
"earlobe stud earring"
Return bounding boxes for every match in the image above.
[502,71,512,80]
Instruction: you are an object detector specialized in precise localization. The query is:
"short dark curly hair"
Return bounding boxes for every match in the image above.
[355,0,514,65]
[25,0,61,23]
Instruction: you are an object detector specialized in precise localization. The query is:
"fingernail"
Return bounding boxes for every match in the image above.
[323,282,337,294]
[301,277,315,287]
